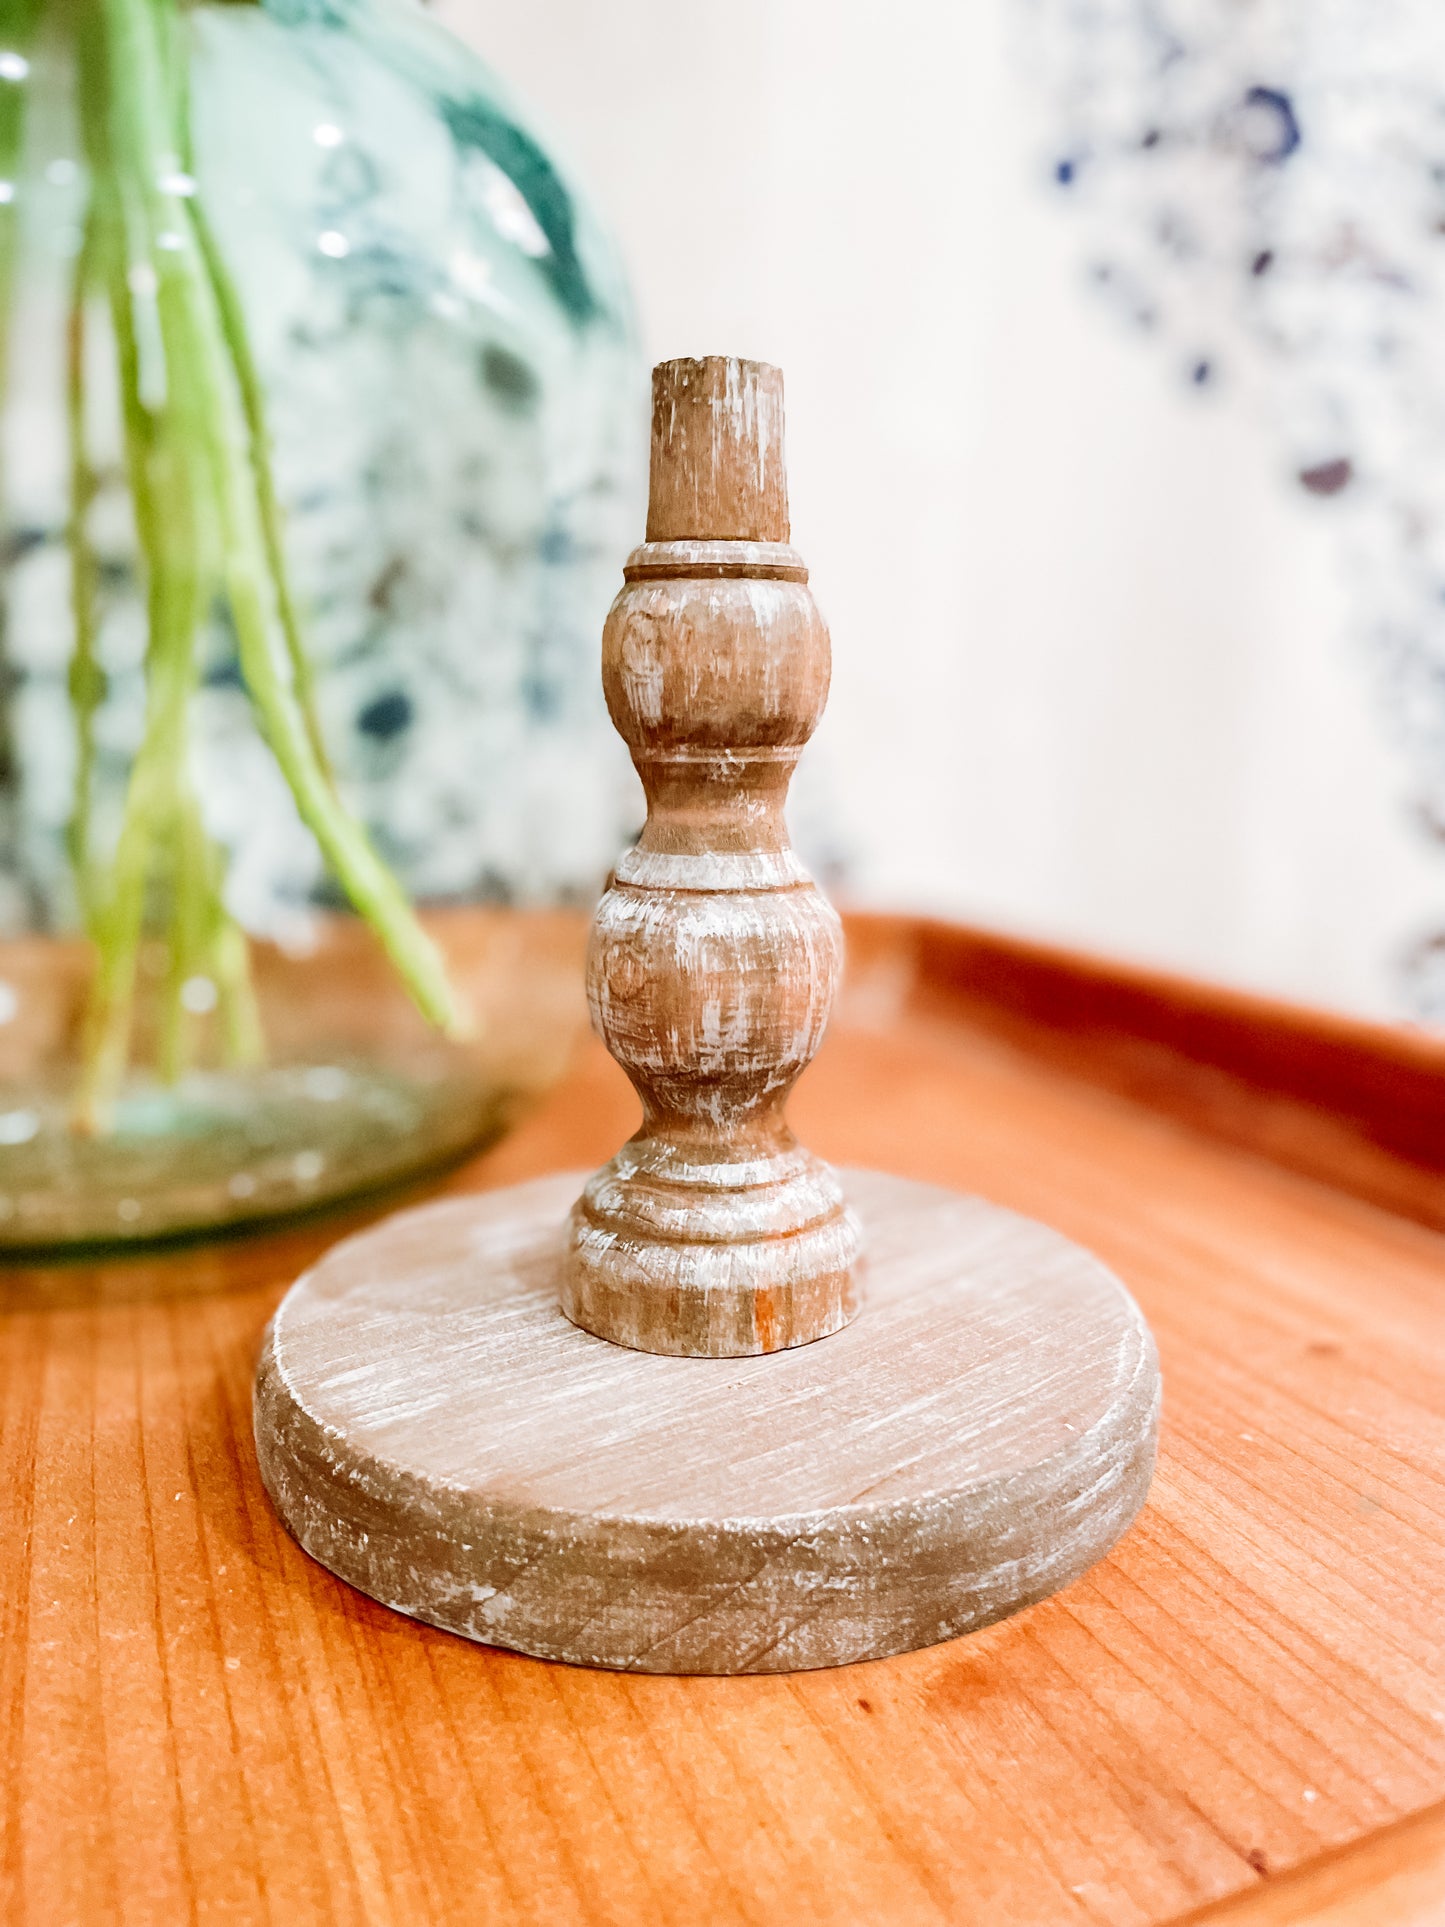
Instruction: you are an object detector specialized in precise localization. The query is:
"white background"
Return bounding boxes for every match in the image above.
[440,0,1442,1020]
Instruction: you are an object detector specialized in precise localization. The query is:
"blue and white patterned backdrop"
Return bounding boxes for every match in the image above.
[1025,0,1445,1016]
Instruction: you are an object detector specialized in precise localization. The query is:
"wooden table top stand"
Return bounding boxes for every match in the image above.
[253,357,1161,1675]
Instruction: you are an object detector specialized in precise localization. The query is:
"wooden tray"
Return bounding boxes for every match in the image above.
[3,911,1442,1926]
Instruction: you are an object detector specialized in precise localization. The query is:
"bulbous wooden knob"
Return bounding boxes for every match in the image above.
[561,357,862,1357]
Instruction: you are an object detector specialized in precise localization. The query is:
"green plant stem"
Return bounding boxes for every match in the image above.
[207,879,262,1067]
[157,788,207,1080]
[158,783,264,1078]
[75,199,212,1128]
[74,547,204,1126]
[75,153,250,1118]
[70,0,464,1123]
[178,10,335,813]
[102,0,462,1037]
[210,911,262,1064]
[0,0,41,406]
[188,198,331,779]
[0,0,44,875]
[64,204,105,929]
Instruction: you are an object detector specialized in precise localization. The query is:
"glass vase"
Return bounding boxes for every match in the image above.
[0,0,643,1245]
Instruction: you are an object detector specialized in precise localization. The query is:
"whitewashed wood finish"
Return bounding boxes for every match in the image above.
[564,357,861,1356]
[644,361,790,544]
[255,1169,1160,1676]
[253,358,1162,1679]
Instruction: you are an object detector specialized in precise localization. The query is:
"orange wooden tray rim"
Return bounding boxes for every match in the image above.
[849,910,1445,1232]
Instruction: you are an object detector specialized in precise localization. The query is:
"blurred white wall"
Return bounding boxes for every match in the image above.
[440,0,1442,1020]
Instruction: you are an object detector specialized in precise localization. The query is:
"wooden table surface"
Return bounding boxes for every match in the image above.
[3,915,1443,1926]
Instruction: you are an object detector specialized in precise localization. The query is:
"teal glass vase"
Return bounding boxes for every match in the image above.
[0,0,643,1245]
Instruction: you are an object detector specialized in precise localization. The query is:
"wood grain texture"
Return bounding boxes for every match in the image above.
[644,355,790,543]
[2,911,1443,1924]
[566,357,860,1356]
[256,1171,1157,1673]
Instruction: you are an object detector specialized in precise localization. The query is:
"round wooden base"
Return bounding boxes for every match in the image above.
[255,1170,1159,1675]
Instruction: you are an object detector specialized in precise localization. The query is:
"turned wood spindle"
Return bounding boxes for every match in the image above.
[256,351,1158,1677]
[561,357,862,1357]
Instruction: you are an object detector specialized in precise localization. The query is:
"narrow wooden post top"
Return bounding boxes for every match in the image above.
[645,356,791,544]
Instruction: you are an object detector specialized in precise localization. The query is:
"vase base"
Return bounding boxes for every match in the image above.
[0,1055,511,1249]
